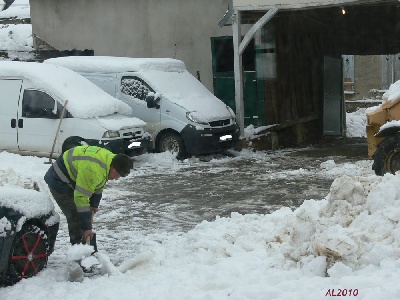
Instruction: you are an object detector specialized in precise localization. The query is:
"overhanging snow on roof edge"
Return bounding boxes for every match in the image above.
[232,0,378,10]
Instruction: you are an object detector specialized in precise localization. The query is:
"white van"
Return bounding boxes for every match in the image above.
[44,56,240,157]
[0,61,149,158]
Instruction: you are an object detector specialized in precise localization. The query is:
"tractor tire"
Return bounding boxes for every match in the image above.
[6,224,49,283]
[373,133,400,176]
[157,132,186,159]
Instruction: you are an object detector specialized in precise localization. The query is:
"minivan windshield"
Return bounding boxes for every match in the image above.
[138,70,231,119]
[139,70,214,100]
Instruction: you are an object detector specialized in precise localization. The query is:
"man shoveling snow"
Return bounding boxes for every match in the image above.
[44,145,133,273]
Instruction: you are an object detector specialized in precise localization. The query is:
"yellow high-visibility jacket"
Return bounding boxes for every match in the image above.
[63,145,116,230]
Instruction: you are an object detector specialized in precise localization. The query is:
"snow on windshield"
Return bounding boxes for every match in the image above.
[140,70,232,121]
[0,61,132,118]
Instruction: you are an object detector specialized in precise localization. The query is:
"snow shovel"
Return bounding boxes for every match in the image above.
[84,209,97,250]
[46,100,68,164]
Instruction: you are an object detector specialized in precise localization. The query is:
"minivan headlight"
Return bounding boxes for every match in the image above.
[186,111,209,125]
[102,130,120,138]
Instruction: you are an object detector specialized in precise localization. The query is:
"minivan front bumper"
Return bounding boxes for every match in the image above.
[181,124,240,155]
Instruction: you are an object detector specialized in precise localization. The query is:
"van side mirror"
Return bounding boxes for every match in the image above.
[146,95,160,109]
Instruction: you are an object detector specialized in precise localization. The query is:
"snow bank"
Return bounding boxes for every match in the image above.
[126,172,400,291]
[346,108,367,138]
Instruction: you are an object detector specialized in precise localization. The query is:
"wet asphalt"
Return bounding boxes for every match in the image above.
[100,137,369,236]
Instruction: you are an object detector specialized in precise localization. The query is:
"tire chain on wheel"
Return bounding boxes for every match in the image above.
[6,224,49,284]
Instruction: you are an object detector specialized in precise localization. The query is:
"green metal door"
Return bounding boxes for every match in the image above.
[211,36,264,127]
[323,56,345,136]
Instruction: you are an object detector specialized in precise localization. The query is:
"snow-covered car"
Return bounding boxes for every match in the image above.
[0,61,150,159]
[0,176,59,285]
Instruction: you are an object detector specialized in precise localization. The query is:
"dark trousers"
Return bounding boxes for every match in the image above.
[49,188,83,245]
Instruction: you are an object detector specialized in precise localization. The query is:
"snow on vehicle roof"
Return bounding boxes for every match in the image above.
[45,56,232,121]
[0,61,132,118]
[44,56,186,73]
[0,169,56,223]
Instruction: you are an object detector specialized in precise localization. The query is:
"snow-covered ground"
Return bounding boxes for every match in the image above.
[0,0,33,61]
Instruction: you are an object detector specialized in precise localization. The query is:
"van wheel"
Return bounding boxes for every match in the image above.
[373,134,400,176]
[158,132,186,158]
[6,224,49,283]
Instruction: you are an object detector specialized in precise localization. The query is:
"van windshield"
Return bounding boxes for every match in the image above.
[139,70,215,101]
[138,70,231,120]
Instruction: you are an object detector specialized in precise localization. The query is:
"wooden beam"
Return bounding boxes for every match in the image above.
[232,9,244,138]
[239,8,278,55]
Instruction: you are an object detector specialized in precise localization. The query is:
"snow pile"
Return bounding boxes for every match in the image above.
[383,80,400,103]
[140,172,399,278]
[366,79,400,115]
[0,24,32,51]
[0,217,11,237]
[0,0,30,19]
[0,0,33,61]
[346,108,367,138]
[244,124,279,140]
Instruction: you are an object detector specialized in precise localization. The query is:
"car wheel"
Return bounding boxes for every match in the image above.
[373,134,400,176]
[158,132,186,158]
[7,224,49,283]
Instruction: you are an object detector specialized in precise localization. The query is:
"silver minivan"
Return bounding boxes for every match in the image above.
[44,56,240,157]
[0,61,149,158]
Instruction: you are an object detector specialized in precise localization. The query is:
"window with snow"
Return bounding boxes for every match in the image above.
[121,77,154,101]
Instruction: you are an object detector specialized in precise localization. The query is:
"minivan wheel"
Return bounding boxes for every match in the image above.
[7,224,49,283]
[158,132,186,158]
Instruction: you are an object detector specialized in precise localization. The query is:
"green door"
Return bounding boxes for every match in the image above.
[323,56,345,136]
[211,36,264,127]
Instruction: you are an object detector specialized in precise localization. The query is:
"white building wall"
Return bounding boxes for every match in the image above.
[30,0,233,92]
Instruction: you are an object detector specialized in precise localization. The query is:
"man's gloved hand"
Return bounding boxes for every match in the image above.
[91,207,99,214]
[83,229,94,240]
